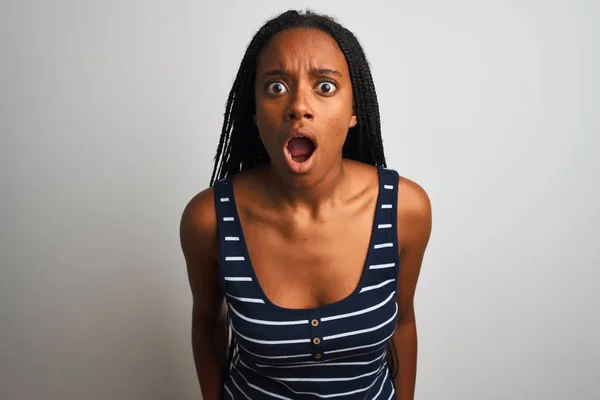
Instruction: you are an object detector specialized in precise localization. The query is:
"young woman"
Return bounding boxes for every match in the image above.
[180,9,432,400]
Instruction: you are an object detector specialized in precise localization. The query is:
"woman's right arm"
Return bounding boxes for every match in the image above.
[180,187,229,400]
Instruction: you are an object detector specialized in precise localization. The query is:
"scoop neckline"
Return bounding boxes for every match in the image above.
[227,166,385,316]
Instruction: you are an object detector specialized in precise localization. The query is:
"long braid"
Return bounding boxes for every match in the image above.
[209,9,397,380]
[333,26,386,166]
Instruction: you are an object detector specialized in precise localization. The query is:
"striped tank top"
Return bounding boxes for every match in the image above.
[214,166,400,399]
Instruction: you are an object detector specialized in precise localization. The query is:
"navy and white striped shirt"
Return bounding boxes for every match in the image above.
[214,166,400,399]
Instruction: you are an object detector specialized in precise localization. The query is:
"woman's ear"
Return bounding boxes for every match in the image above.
[350,99,357,127]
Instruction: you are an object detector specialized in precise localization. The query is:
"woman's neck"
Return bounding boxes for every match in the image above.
[265,159,351,217]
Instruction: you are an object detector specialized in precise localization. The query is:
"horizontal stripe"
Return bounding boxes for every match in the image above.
[237,343,311,360]
[383,185,393,190]
[257,347,386,367]
[377,223,392,229]
[369,262,395,270]
[249,362,382,383]
[324,303,398,341]
[231,324,310,345]
[360,279,395,293]
[220,197,230,202]
[225,236,240,241]
[322,348,386,362]
[229,303,308,326]
[321,291,396,322]
[227,294,265,304]
[325,332,394,355]
[373,243,393,249]
[224,276,252,282]
[223,217,234,221]
[225,256,245,261]
[381,204,392,209]
[255,353,385,369]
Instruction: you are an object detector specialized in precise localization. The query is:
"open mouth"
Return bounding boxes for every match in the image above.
[286,136,316,163]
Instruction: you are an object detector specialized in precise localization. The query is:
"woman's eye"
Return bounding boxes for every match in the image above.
[316,81,337,94]
[267,82,288,94]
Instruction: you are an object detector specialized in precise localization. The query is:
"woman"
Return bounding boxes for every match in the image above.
[180,9,432,400]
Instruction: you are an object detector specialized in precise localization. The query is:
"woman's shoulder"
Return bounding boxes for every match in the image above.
[180,185,218,249]
[396,174,431,221]
[395,173,432,249]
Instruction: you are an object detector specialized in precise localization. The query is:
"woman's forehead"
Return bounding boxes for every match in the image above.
[256,28,348,75]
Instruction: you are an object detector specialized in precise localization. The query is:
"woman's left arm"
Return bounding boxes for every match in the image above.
[392,177,432,400]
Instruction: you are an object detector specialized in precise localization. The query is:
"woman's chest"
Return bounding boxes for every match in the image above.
[242,213,376,310]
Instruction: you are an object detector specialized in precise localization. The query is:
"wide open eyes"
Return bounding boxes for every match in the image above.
[315,81,337,95]
[266,82,288,94]
[265,80,338,96]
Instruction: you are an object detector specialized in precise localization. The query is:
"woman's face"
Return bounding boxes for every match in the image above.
[254,28,356,181]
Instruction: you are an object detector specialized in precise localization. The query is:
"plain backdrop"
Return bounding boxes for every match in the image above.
[1,0,598,399]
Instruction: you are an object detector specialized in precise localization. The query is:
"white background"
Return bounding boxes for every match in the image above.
[1,0,598,399]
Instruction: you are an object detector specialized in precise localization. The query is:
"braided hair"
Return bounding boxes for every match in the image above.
[212,9,397,382]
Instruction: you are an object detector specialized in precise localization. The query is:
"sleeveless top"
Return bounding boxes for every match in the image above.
[213,166,401,399]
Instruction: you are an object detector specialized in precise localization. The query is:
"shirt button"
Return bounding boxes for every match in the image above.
[314,353,322,359]
[311,319,319,327]
[313,337,321,345]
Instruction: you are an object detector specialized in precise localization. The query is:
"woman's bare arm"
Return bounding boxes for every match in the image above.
[180,187,229,400]
[393,177,432,400]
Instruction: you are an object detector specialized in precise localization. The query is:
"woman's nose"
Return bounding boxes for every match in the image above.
[286,87,314,121]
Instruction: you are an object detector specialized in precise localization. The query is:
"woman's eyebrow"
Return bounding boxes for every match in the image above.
[312,68,343,77]
[261,67,343,78]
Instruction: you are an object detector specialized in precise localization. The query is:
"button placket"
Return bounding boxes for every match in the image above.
[309,311,324,360]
